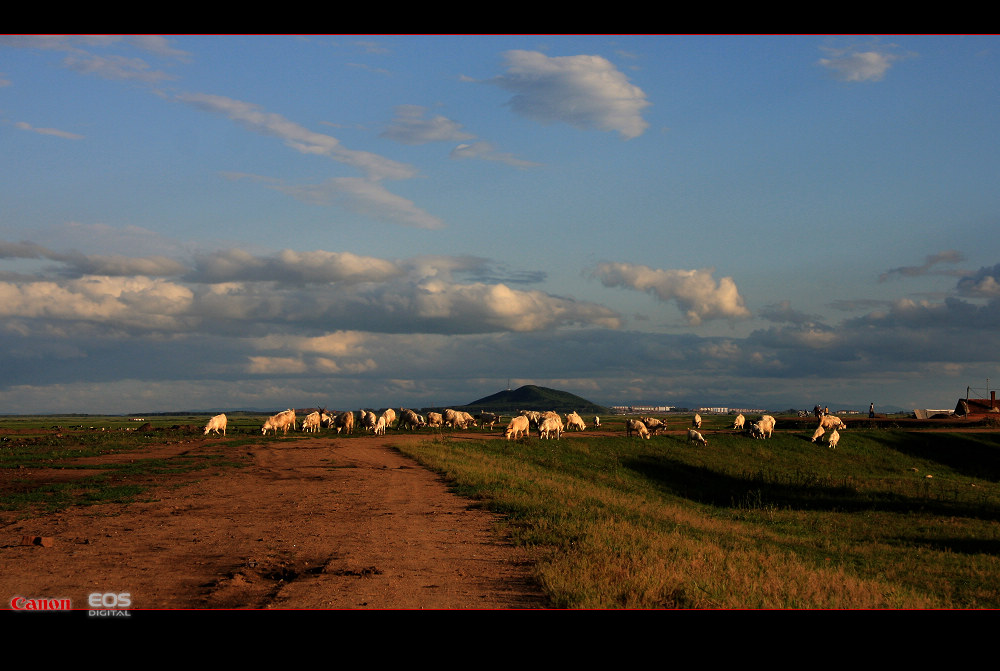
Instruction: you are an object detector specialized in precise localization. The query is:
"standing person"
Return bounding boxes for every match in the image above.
[869,402,875,418]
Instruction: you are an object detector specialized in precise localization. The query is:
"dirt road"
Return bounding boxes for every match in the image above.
[0,432,545,610]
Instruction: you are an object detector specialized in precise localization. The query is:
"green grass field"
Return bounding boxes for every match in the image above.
[4,412,999,608]
[397,416,1000,608]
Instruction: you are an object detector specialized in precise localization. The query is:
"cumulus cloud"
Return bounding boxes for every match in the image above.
[590,262,751,325]
[818,43,911,83]
[187,248,403,285]
[0,239,620,338]
[488,50,651,140]
[957,264,1000,298]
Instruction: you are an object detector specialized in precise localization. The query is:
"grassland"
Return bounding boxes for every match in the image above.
[3,411,999,608]
[397,415,1000,608]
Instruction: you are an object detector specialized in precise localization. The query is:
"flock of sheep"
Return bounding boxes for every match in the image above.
[201,405,847,448]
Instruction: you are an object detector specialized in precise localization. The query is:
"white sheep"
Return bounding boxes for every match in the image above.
[810,425,826,443]
[379,408,396,430]
[374,414,387,436]
[427,411,444,428]
[565,411,587,431]
[755,414,776,438]
[688,428,708,446]
[203,413,227,436]
[262,409,296,436]
[302,411,321,433]
[732,414,745,430]
[693,413,702,429]
[334,411,355,435]
[594,416,601,428]
[538,415,563,440]
[827,429,840,449]
[504,415,530,440]
[818,414,846,431]
[625,419,650,439]
[398,408,424,430]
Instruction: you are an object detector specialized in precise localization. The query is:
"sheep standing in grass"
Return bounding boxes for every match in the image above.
[827,429,840,449]
[594,416,601,428]
[688,428,708,446]
[810,426,826,443]
[819,414,846,431]
[626,419,650,439]
[262,409,296,436]
[374,414,387,436]
[755,415,776,438]
[565,411,587,431]
[505,415,530,440]
[204,413,227,436]
[302,411,321,433]
[733,414,745,430]
[538,415,563,440]
[427,412,444,428]
[693,413,702,429]
[334,411,355,435]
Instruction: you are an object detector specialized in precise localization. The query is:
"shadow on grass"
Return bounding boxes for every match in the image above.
[625,454,1000,522]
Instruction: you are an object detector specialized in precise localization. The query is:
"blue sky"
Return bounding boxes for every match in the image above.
[1,35,999,414]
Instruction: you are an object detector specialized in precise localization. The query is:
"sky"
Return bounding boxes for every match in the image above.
[1,34,999,414]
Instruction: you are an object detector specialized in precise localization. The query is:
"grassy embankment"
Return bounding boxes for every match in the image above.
[398,414,1000,608]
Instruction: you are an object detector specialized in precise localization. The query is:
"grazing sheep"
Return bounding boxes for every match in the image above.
[594,416,601,428]
[458,411,478,429]
[732,414,745,430]
[334,411,355,435]
[625,419,650,439]
[538,415,563,440]
[379,408,397,430]
[475,412,502,429]
[262,409,296,436]
[427,411,444,428]
[827,429,840,449]
[203,413,227,436]
[504,415,530,440]
[374,414,387,436]
[565,411,587,431]
[398,408,424,430]
[693,413,702,429]
[755,414,776,438]
[519,410,543,428]
[810,425,826,443]
[302,411,321,433]
[443,408,462,428]
[360,410,377,433]
[642,417,665,433]
[818,414,846,431]
[688,428,708,446]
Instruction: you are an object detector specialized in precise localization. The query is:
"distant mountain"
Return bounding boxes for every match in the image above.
[460,385,611,415]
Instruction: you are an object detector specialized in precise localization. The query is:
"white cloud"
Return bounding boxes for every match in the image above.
[14,121,84,140]
[590,262,751,325]
[380,104,475,145]
[488,50,651,140]
[818,43,911,83]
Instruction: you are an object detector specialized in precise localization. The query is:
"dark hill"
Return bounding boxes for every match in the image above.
[459,385,611,415]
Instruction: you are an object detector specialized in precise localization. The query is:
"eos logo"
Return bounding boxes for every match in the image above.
[88,592,131,609]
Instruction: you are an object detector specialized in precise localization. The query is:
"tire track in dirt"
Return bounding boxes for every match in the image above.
[1,432,544,610]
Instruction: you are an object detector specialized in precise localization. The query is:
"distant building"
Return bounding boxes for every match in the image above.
[955,391,1000,418]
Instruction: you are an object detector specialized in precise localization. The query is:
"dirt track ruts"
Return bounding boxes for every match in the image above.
[0,431,546,610]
